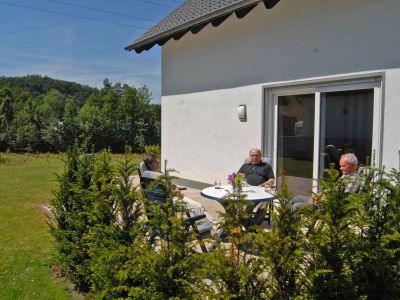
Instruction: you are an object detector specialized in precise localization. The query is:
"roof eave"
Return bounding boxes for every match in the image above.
[125,0,263,53]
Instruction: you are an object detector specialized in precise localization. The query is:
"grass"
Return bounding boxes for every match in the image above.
[0,153,143,299]
[279,157,313,178]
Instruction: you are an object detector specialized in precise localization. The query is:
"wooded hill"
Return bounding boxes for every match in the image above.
[0,75,160,153]
[0,75,97,106]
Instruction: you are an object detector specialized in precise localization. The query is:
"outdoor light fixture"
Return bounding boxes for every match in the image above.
[238,104,247,122]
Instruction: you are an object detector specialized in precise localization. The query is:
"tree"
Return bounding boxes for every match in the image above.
[0,88,14,150]
[61,98,81,150]
[0,76,161,153]
[116,84,149,152]
[12,97,44,152]
[77,101,105,151]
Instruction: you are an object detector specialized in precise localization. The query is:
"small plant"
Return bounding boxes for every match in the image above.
[144,144,160,157]
[227,172,245,188]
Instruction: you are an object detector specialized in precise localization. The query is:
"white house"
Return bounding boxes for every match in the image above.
[126,0,400,196]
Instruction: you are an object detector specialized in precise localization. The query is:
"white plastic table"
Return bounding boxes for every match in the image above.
[201,185,275,204]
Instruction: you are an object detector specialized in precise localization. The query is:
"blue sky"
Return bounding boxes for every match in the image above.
[0,0,183,103]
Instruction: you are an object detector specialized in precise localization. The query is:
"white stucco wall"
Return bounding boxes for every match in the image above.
[382,70,400,170]
[162,85,263,183]
[161,0,400,183]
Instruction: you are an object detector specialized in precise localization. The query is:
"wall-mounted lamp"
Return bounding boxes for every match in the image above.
[238,104,247,122]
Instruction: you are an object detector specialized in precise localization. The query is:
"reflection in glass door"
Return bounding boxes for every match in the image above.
[277,94,315,197]
[319,89,374,177]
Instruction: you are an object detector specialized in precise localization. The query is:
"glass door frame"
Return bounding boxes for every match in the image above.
[263,77,383,193]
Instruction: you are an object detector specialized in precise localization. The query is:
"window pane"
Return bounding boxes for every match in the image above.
[319,89,373,177]
[277,94,315,196]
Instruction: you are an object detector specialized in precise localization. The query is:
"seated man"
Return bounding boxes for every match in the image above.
[292,153,361,211]
[337,152,361,194]
[140,154,178,201]
[140,155,215,224]
[238,148,275,186]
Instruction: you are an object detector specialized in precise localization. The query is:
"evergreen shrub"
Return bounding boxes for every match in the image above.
[50,151,400,299]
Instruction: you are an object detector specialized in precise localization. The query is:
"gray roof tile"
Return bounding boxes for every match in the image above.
[126,0,280,53]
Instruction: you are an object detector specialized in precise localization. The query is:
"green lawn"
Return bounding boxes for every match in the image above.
[0,153,142,299]
[0,154,71,299]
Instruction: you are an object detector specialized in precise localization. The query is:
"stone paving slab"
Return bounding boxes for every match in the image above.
[131,175,223,221]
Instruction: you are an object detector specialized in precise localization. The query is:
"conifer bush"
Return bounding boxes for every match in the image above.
[50,149,400,299]
[304,168,362,298]
[350,167,400,299]
[84,152,147,298]
[50,145,94,292]
[201,191,268,299]
[136,169,207,299]
[257,178,308,299]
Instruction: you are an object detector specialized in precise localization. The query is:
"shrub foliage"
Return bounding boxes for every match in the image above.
[51,150,400,299]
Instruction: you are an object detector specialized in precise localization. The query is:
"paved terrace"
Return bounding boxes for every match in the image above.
[131,175,224,222]
[131,175,274,229]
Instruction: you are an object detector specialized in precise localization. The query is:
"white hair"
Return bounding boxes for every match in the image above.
[341,153,358,166]
[249,148,262,155]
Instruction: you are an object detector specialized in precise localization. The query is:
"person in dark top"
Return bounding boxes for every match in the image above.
[238,148,275,186]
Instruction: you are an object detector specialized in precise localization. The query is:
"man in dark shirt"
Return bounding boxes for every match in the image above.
[238,148,275,186]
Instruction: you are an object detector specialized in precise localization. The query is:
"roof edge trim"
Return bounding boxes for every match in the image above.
[263,0,280,9]
[126,0,281,53]
[125,0,262,52]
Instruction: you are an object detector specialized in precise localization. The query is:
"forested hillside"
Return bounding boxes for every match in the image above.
[0,75,97,106]
[0,75,160,153]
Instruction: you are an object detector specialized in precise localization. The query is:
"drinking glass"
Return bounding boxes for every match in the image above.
[215,180,222,189]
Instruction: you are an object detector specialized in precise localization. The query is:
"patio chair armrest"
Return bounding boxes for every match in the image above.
[184,213,206,223]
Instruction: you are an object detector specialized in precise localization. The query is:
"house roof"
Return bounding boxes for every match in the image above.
[125,0,281,53]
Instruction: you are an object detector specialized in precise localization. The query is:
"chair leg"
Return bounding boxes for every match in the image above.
[184,211,208,253]
[193,226,209,253]
[267,200,273,224]
[252,207,267,226]
[148,228,160,244]
[207,229,225,252]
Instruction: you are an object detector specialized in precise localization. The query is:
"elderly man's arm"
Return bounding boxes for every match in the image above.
[259,178,275,187]
[259,164,275,186]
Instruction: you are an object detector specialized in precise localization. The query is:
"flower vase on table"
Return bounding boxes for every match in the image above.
[228,172,244,194]
[233,184,242,194]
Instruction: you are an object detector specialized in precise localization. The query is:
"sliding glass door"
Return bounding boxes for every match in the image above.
[268,80,381,196]
[277,94,315,196]
[319,89,374,177]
